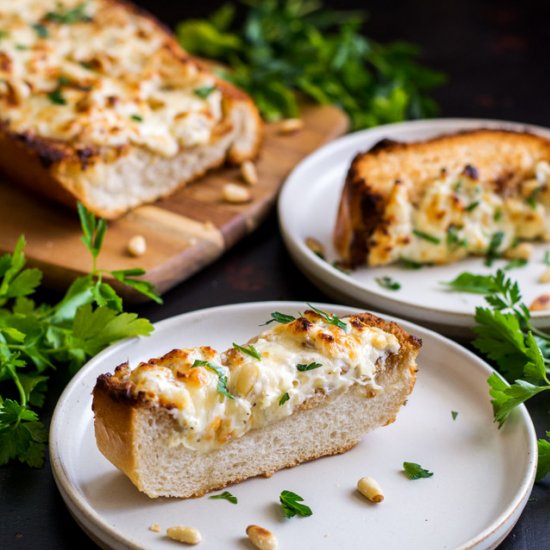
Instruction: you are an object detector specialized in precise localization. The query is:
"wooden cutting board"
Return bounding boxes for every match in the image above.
[0,105,348,300]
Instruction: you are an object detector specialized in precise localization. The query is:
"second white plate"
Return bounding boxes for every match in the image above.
[278,118,550,336]
[50,302,537,550]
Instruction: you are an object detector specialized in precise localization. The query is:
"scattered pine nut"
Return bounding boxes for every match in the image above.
[503,242,533,260]
[530,294,550,311]
[241,161,258,186]
[539,267,550,283]
[305,237,326,259]
[149,523,161,533]
[357,476,384,503]
[223,183,251,204]
[278,118,303,135]
[127,235,147,257]
[246,525,278,550]
[166,526,202,545]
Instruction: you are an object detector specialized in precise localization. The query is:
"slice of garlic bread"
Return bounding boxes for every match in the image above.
[92,309,420,498]
[0,0,262,218]
[334,130,550,266]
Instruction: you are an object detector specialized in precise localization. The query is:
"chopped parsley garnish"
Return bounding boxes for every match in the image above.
[446,225,467,249]
[208,491,238,504]
[194,86,217,99]
[544,250,550,266]
[403,462,433,480]
[47,89,66,105]
[399,258,423,270]
[443,272,497,294]
[32,23,49,38]
[0,30,8,40]
[413,229,440,245]
[130,114,143,122]
[465,201,480,212]
[453,179,463,193]
[451,410,458,420]
[233,342,261,360]
[15,44,28,51]
[504,258,528,271]
[261,311,296,325]
[485,231,505,266]
[332,261,351,274]
[526,186,542,209]
[375,276,401,291]
[279,392,290,405]
[306,303,348,332]
[493,208,503,222]
[279,490,313,518]
[45,2,92,24]
[192,360,235,400]
[296,362,322,372]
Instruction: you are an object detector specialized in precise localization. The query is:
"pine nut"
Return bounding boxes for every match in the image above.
[149,523,161,533]
[166,526,202,545]
[127,235,147,257]
[539,267,550,283]
[503,242,533,260]
[357,476,384,503]
[278,118,304,135]
[223,183,251,204]
[246,525,278,550]
[529,294,550,311]
[241,161,258,186]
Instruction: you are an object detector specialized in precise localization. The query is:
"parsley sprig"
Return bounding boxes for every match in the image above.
[208,491,238,504]
[467,270,550,480]
[0,204,159,467]
[233,342,261,360]
[307,303,348,332]
[403,462,433,480]
[45,2,92,24]
[176,1,444,130]
[279,490,313,518]
[192,360,235,400]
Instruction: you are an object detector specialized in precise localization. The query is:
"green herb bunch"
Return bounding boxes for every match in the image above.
[0,204,160,468]
[177,0,445,129]
[469,270,550,481]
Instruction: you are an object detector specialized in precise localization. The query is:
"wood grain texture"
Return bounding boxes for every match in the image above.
[0,104,348,299]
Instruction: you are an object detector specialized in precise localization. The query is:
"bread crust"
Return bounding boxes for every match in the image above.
[334,129,550,265]
[0,0,263,219]
[92,312,420,498]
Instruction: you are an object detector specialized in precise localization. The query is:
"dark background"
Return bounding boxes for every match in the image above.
[2,1,550,548]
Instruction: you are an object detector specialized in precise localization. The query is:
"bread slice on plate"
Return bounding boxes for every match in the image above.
[334,129,550,267]
[92,309,421,498]
[0,0,262,219]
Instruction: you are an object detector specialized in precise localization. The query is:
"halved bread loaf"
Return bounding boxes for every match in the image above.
[0,0,262,219]
[334,129,550,266]
[92,310,421,498]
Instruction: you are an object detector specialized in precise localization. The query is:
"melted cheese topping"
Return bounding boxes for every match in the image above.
[369,161,550,265]
[0,0,223,157]
[114,312,400,453]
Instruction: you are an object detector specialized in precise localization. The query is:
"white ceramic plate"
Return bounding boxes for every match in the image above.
[278,118,550,337]
[50,302,537,550]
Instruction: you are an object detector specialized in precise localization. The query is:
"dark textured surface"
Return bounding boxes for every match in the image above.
[1,1,549,548]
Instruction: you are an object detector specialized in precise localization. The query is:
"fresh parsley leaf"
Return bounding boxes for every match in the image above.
[403,462,433,480]
[45,2,92,24]
[485,231,505,266]
[208,491,238,504]
[537,432,550,481]
[192,360,235,400]
[233,342,261,360]
[279,392,290,405]
[296,362,322,372]
[465,201,480,212]
[32,24,49,38]
[504,258,528,271]
[0,30,8,40]
[306,303,348,332]
[399,258,423,270]
[375,276,401,291]
[413,229,440,244]
[130,114,143,122]
[494,208,503,222]
[446,225,467,249]
[111,269,163,304]
[176,1,444,130]
[47,89,66,105]
[443,272,496,295]
[526,186,542,209]
[194,86,217,98]
[279,490,312,518]
[261,312,296,325]
[451,410,458,420]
